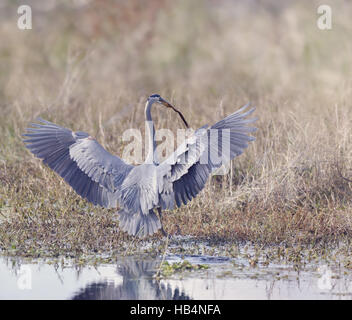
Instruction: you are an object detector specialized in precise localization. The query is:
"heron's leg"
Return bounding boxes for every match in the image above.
[157,207,168,237]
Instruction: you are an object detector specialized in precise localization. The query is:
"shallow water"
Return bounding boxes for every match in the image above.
[1,253,352,300]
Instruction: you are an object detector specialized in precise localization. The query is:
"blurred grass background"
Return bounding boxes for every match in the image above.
[1,0,352,254]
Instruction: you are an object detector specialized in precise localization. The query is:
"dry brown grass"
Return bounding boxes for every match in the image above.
[1,0,352,256]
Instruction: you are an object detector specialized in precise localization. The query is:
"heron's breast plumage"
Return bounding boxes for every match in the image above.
[119,164,159,215]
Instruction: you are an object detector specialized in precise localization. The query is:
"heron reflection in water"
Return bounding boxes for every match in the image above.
[71,258,190,300]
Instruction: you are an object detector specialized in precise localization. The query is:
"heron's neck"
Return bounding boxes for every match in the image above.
[145,100,158,165]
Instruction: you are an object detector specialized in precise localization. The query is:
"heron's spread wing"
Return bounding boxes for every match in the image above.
[158,104,257,208]
[23,118,133,208]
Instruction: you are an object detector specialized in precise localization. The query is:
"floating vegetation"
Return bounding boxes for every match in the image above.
[159,260,209,277]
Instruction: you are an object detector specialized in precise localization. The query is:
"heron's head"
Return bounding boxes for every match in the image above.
[148,94,189,128]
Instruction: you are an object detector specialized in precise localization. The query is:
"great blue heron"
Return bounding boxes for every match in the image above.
[23,94,257,237]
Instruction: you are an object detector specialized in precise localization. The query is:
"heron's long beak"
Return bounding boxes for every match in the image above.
[159,98,189,128]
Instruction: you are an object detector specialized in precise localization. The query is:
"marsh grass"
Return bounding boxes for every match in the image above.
[1,0,352,257]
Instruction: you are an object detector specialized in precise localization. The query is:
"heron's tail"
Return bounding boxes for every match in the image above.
[118,209,161,238]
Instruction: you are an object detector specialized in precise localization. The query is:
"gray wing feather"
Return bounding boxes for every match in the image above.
[158,104,257,208]
[69,137,131,191]
[23,118,133,208]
